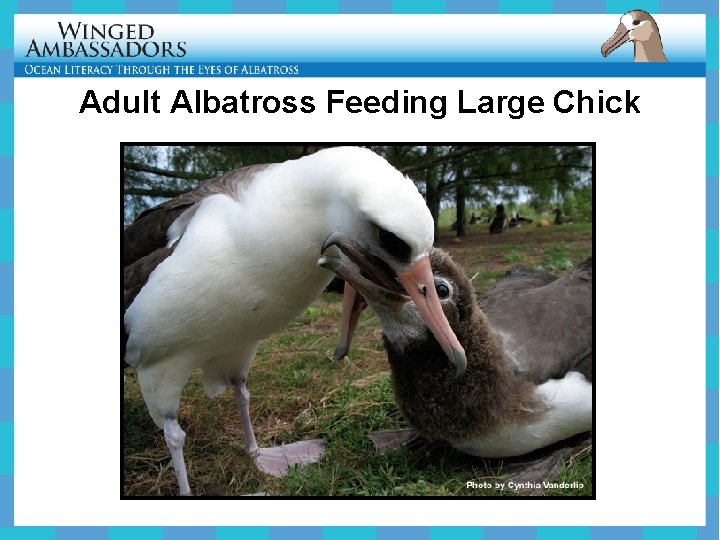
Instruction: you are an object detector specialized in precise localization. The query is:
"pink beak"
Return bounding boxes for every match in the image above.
[398,256,467,376]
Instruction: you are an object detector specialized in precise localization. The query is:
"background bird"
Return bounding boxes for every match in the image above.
[123,146,466,495]
[489,203,507,234]
[319,247,591,467]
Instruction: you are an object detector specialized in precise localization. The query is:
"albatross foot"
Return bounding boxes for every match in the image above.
[252,439,326,477]
[368,429,420,454]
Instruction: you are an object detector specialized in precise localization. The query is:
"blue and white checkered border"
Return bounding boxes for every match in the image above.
[0,1,716,539]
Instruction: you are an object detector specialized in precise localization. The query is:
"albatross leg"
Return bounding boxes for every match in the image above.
[163,417,191,496]
[236,378,259,454]
[234,378,325,477]
[136,357,197,496]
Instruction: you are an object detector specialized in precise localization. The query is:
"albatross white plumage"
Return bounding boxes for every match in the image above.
[123,147,466,495]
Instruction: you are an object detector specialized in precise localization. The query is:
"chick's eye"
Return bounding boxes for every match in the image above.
[434,278,450,299]
[632,20,640,25]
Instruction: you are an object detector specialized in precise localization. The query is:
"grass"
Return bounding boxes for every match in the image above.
[123,220,593,497]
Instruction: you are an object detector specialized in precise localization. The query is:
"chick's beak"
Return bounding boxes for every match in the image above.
[398,255,467,376]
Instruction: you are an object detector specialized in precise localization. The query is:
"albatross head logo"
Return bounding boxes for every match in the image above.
[601,10,668,62]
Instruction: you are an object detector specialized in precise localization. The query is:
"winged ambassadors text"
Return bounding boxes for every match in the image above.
[26,22,187,58]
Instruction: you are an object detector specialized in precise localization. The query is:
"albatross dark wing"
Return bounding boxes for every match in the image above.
[123,202,191,267]
[123,163,272,267]
[479,257,593,384]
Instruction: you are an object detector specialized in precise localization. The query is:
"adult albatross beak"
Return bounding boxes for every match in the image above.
[333,281,367,360]
[601,22,630,57]
[319,234,467,377]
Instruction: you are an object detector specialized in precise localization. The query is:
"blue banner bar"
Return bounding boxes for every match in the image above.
[14,61,706,77]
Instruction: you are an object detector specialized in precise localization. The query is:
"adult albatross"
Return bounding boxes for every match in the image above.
[123,147,466,495]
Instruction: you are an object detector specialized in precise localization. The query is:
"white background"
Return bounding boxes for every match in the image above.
[13,76,706,526]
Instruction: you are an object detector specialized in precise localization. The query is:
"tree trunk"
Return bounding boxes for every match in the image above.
[455,164,467,237]
[426,180,440,241]
[424,147,441,241]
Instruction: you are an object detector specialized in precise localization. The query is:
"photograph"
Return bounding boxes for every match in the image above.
[122,144,594,497]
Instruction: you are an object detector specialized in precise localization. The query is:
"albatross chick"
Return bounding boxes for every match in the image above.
[319,248,592,459]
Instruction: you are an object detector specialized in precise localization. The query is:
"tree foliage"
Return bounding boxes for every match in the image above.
[123,145,592,231]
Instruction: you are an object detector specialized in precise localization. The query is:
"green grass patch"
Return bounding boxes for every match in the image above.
[504,250,525,264]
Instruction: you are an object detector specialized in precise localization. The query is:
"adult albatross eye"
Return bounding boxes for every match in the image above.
[632,19,640,25]
[434,278,451,299]
[377,227,411,262]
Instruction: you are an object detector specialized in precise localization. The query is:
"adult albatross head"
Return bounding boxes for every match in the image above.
[318,167,467,377]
